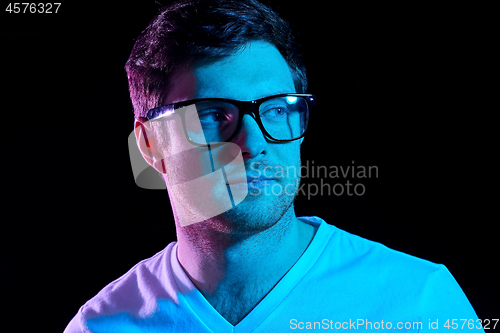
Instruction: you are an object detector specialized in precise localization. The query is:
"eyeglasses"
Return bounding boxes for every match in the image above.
[145,93,315,147]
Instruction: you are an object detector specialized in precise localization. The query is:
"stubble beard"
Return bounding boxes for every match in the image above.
[207,163,302,237]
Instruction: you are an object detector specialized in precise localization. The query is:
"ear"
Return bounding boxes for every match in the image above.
[134,118,166,174]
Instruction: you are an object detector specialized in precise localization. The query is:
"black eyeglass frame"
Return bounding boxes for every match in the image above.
[145,93,316,147]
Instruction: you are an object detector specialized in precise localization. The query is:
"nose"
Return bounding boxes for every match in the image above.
[233,114,267,160]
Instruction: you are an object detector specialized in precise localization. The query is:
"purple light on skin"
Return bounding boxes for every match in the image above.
[128,128,166,189]
[128,115,249,227]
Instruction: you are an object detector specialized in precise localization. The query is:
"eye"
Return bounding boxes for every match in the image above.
[261,106,289,118]
[198,108,233,123]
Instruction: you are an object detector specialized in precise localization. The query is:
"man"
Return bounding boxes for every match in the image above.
[65,0,482,331]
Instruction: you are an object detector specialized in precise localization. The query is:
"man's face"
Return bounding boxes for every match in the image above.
[154,41,302,233]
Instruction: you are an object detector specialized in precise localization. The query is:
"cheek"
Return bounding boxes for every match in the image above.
[274,142,302,171]
[163,147,216,187]
[152,120,214,185]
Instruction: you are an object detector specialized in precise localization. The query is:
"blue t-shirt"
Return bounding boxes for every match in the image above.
[65,217,482,332]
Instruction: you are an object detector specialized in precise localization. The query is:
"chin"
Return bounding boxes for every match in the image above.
[213,186,297,236]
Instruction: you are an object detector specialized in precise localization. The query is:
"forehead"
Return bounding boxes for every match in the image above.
[164,41,295,104]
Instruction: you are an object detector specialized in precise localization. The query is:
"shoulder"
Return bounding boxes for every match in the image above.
[65,242,179,332]
[302,216,478,317]
[296,217,478,318]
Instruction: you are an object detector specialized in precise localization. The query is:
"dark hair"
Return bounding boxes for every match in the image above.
[125,0,308,119]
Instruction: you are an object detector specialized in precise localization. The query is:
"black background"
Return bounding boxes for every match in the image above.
[2,1,497,331]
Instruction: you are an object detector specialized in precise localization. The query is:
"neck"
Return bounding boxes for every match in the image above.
[175,206,316,324]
